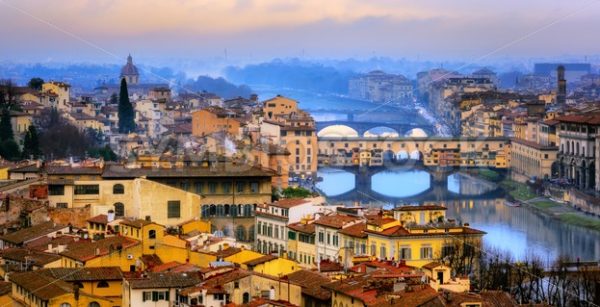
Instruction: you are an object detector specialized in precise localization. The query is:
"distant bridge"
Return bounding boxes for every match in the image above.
[316,121,435,137]
[316,166,503,205]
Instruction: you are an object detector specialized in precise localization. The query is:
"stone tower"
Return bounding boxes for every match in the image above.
[557,65,566,105]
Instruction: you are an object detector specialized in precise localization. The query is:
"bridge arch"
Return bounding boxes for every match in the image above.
[409,150,422,160]
[396,150,409,160]
[317,125,359,138]
[363,126,400,138]
[405,128,428,138]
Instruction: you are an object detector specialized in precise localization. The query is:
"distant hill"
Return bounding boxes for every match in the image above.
[183,76,252,99]
[225,59,357,94]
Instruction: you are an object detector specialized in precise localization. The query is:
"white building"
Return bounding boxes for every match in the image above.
[255,196,328,256]
[122,272,202,307]
[314,213,362,262]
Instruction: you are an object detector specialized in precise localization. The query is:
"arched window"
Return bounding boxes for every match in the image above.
[60,304,72,307]
[231,205,238,217]
[209,205,216,216]
[113,203,125,217]
[224,204,230,216]
[201,205,209,218]
[96,281,109,288]
[216,205,224,217]
[148,230,156,239]
[243,204,252,217]
[88,302,101,307]
[113,184,125,194]
[243,292,250,304]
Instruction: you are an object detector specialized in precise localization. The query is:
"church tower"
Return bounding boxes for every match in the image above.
[120,54,139,85]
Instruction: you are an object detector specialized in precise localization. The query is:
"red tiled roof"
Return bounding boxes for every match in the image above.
[287,222,315,234]
[60,236,139,262]
[313,214,359,229]
[556,113,600,125]
[87,214,108,224]
[393,205,447,212]
[338,222,367,238]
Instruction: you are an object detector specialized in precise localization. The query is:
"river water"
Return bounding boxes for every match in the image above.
[316,167,600,262]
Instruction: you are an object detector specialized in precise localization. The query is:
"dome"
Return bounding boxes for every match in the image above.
[317,125,359,138]
[405,128,428,138]
[120,54,139,76]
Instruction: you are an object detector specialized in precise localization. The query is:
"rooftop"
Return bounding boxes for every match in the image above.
[128,272,202,289]
[60,236,139,262]
[0,221,68,245]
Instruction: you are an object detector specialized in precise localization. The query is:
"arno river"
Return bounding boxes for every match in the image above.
[316,167,600,263]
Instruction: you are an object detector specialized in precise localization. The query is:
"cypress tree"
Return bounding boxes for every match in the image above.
[118,78,135,133]
[22,125,41,159]
[0,108,13,141]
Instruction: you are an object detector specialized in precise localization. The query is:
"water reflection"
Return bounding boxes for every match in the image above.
[371,170,431,197]
[318,169,600,262]
[315,168,355,196]
[447,173,497,195]
[443,199,600,262]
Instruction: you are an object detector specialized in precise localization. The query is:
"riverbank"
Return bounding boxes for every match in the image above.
[500,178,600,232]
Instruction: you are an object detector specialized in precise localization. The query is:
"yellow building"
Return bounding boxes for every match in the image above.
[287,220,317,268]
[59,236,143,272]
[10,111,32,135]
[41,81,70,110]
[242,254,300,276]
[9,270,114,307]
[191,107,241,137]
[393,205,447,225]
[510,138,559,181]
[119,219,165,254]
[38,267,124,306]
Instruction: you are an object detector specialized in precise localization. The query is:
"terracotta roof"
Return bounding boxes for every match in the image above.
[0,222,69,245]
[87,214,109,224]
[556,113,600,125]
[511,138,557,151]
[0,248,61,266]
[270,198,310,209]
[313,214,360,229]
[286,270,331,301]
[244,254,277,266]
[45,166,103,175]
[128,272,202,289]
[102,164,276,179]
[393,205,447,211]
[60,236,139,262]
[149,261,182,272]
[213,247,242,259]
[9,270,73,300]
[338,222,367,238]
[120,219,153,228]
[318,260,343,272]
[287,222,315,234]
[366,225,486,238]
[366,216,397,227]
[140,254,163,268]
[0,281,11,296]
[41,267,123,281]
[8,164,40,173]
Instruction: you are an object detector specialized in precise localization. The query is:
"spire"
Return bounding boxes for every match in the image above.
[127,54,133,64]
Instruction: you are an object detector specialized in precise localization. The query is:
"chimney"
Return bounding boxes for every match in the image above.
[145,216,151,222]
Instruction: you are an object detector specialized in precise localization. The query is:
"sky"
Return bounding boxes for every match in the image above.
[0,0,599,64]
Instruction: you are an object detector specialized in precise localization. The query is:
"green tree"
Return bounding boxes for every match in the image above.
[0,139,21,161]
[22,125,41,159]
[27,78,44,91]
[281,187,312,199]
[118,78,135,133]
[0,108,13,141]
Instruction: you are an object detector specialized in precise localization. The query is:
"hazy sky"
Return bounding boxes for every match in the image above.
[1,0,599,63]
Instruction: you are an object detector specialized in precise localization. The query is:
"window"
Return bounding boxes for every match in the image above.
[208,182,217,194]
[420,246,433,259]
[332,234,339,247]
[400,247,411,260]
[318,231,324,243]
[380,245,387,259]
[194,182,203,193]
[257,222,262,235]
[112,184,124,194]
[49,185,65,195]
[60,304,72,307]
[149,229,156,239]
[96,281,109,288]
[288,231,296,240]
[167,201,181,218]
[236,182,245,193]
[222,182,232,193]
[114,203,124,217]
[74,184,99,195]
[250,182,259,193]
